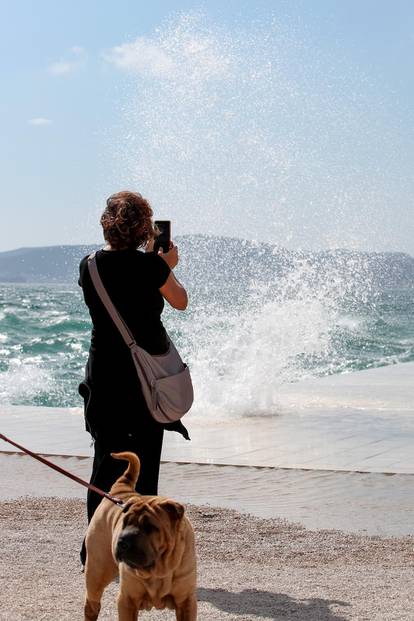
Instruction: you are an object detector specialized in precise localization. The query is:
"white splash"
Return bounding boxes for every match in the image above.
[0,358,54,405]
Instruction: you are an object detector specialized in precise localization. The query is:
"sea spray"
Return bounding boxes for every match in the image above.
[173,241,378,416]
[99,12,408,415]
[0,241,413,411]
[109,12,394,250]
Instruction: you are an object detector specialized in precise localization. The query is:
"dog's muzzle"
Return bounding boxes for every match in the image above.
[115,527,155,569]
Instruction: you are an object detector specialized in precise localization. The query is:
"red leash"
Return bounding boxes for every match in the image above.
[0,433,126,510]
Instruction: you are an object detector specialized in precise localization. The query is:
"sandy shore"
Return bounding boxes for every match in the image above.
[1,495,413,621]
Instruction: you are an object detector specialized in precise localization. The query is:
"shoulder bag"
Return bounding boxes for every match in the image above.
[87,252,194,424]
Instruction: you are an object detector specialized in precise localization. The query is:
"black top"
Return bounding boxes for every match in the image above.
[77,248,191,438]
[79,249,171,356]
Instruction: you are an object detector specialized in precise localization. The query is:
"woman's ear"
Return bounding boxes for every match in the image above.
[145,237,155,253]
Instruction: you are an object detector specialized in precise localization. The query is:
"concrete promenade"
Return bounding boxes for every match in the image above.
[1,362,413,474]
[1,363,414,535]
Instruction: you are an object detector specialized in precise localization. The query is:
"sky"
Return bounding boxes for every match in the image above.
[0,0,413,254]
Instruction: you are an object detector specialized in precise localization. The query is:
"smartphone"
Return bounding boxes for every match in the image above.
[154,220,171,253]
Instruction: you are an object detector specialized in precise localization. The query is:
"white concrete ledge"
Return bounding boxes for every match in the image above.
[1,362,413,473]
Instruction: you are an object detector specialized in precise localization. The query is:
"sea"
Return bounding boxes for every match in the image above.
[0,236,413,417]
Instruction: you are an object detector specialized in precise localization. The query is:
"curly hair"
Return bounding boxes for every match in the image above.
[100,191,156,250]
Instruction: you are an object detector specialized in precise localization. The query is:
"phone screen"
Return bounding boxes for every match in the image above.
[154,220,171,253]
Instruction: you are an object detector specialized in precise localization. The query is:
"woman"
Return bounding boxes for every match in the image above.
[78,191,189,565]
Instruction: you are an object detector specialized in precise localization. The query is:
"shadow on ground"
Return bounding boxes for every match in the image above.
[198,588,349,620]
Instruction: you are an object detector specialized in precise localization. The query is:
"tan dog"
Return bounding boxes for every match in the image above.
[84,452,197,621]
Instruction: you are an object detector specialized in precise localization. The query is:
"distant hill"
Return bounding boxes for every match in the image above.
[0,235,413,289]
[0,244,100,284]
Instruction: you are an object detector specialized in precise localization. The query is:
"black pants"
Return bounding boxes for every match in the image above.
[80,426,164,565]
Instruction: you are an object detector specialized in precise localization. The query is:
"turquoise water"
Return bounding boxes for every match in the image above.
[0,271,413,413]
[0,285,89,407]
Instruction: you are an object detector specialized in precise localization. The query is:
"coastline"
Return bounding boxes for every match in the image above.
[2,362,414,472]
[1,362,414,618]
[1,362,414,536]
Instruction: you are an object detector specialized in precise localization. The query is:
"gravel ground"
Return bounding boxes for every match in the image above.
[1,497,414,620]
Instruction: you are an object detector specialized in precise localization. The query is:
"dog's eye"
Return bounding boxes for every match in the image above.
[140,519,159,534]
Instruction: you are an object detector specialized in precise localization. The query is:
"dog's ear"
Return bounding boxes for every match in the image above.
[160,500,185,522]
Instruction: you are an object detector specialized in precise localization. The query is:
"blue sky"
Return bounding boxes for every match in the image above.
[1,0,413,253]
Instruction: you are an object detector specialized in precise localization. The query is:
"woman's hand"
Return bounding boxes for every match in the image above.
[158,241,187,309]
[158,242,179,270]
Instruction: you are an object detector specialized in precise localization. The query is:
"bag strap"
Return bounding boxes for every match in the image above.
[87,252,136,348]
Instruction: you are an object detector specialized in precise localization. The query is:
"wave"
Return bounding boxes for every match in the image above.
[0,238,413,413]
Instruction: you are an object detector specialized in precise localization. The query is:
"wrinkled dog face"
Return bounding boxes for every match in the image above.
[115,509,162,570]
[115,501,184,570]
